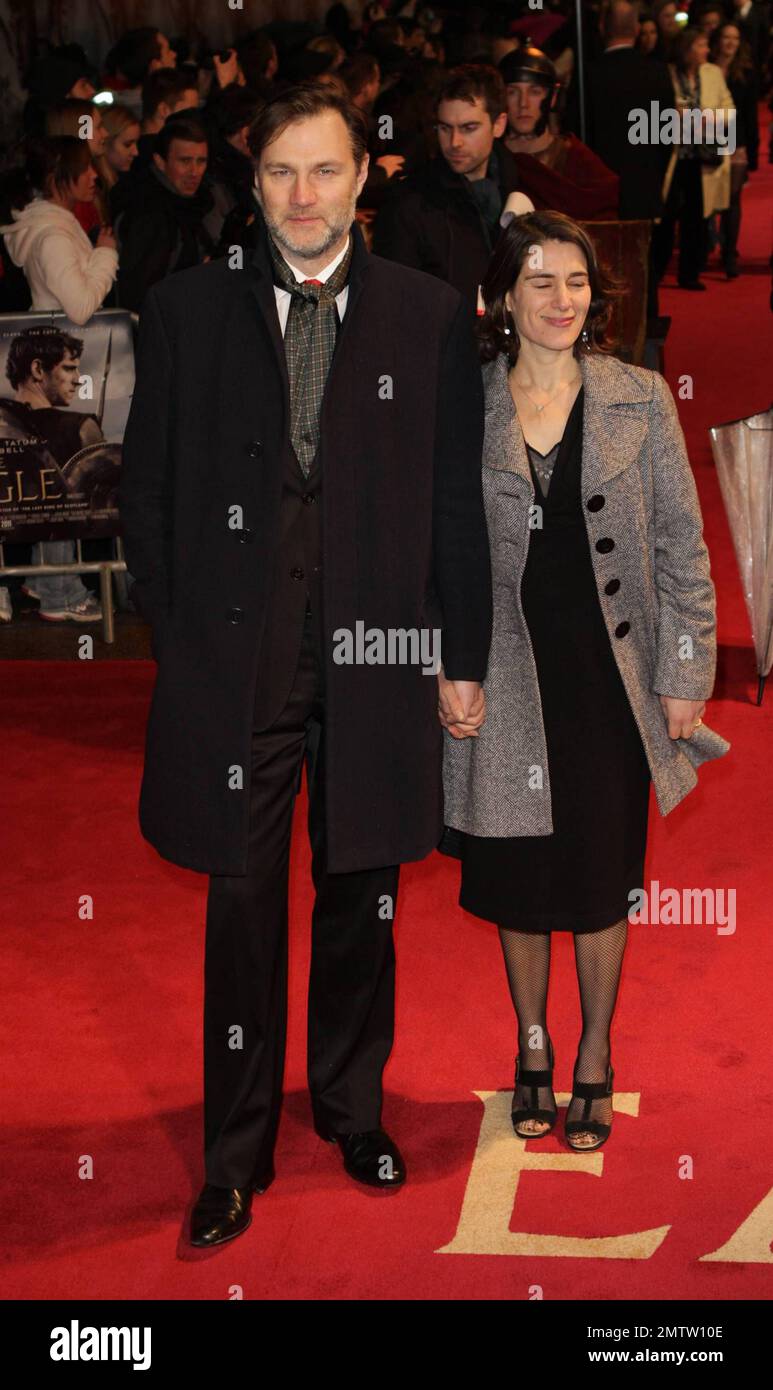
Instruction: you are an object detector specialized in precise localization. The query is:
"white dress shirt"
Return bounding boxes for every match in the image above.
[272,239,350,337]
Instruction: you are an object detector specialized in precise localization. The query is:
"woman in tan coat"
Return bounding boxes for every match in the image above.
[653,26,735,289]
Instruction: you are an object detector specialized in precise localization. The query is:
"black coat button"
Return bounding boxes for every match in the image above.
[615,621,630,638]
[302,493,316,505]
[290,566,305,580]
[605,578,621,595]
[226,607,245,623]
[587,494,605,512]
[238,528,255,544]
[247,440,262,458]
[596,537,615,553]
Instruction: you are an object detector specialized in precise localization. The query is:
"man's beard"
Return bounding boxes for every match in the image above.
[259,188,358,262]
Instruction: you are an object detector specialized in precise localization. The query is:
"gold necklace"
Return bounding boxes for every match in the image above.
[511,372,580,415]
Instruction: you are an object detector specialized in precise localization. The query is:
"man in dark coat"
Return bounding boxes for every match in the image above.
[372,63,521,311]
[575,2,674,221]
[114,114,216,312]
[118,84,492,1248]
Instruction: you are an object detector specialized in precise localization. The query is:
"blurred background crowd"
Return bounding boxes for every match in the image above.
[0,0,770,622]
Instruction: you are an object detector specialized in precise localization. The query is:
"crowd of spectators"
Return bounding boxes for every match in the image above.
[0,0,770,622]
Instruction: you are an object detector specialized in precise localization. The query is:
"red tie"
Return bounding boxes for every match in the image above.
[303,279,323,286]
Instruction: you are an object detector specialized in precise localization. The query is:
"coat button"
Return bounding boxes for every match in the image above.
[239,527,255,544]
[596,537,615,553]
[247,440,262,458]
[615,621,630,638]
[290,566,305,580]
[302,493,316,505]
[226,607,245,623]
[605,578,621,595]
[587,494,605,511]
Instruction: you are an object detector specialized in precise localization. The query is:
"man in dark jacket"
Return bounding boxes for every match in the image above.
[114,114,216,312]
[372,63,520,310]
[572,2,675,314]
[577,1,674,221]
[118,85,492,1247]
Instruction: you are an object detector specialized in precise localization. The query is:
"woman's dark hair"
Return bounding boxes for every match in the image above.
[672,27,706,73]
[24,136,93,200]
[710,24,754,82]
[206,83,264,140]
[247,82,368,166]
[105,27,163,85]
[477,210,619,366]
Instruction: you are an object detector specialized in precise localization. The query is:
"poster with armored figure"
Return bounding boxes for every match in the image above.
[0,309,135,542]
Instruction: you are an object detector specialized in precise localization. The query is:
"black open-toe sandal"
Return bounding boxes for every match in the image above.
[511,1036,557,1139]
[565,1062,614,1151]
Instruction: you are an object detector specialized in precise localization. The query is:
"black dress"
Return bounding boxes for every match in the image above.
[457,386,652,934]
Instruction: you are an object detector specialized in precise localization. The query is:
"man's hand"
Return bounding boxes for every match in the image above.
[659,695,705,739]
[438,672,485,739]
[213,48,243,88]
[375,154,405,178]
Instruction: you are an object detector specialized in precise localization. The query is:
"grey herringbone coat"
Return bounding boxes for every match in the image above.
[442,349,730,837]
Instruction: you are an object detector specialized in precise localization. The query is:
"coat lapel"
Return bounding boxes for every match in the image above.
[580,352,652,493]
[483,349,653,494]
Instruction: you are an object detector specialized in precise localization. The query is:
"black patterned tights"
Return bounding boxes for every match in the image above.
[498,918,628,1142]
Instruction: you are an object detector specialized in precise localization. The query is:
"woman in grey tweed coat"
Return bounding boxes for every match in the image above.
[438,210,729,1151]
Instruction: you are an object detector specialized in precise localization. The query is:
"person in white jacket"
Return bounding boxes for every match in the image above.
[0,136,118,621]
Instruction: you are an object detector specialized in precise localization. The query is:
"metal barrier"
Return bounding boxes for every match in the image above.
[0,536,127,643]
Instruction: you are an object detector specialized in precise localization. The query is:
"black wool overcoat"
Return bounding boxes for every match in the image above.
[118,217,493,875]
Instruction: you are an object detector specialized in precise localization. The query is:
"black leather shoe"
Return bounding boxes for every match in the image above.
[190,1169,274,1248]
[315,1124,406,1189]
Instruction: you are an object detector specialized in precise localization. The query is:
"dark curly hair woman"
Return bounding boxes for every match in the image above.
[440,210,729,1151]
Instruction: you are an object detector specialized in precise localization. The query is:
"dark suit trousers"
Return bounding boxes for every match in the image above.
[203,606,401,1188]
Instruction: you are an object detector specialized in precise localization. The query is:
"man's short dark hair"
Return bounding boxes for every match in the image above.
[206,84,264,140]
[106,27,164,87]
[339,52,380,99]
[142,67,198,122]
[6,327,84,391]
[247,82,369,167]
[437,63,507,125]
[155,114,209,160]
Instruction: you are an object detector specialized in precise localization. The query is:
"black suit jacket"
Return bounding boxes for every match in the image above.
[371,142,520,309]
[579,47,674,220]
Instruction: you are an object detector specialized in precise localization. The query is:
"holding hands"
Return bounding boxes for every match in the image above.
[438,672,486,739]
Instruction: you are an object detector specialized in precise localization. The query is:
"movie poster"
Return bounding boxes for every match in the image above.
[0,309,135,543]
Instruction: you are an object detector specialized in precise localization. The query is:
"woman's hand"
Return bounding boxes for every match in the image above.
[659,695,706,739]
[97,226,117,250]
[438,671,486,739]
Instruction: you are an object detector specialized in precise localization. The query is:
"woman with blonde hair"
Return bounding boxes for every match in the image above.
[441,210,729,1151]
[93,102,141,193]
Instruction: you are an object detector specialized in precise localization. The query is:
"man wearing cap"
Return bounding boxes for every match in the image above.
[499,47,619,220]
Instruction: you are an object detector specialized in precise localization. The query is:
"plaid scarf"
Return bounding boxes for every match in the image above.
[268,232,354,477]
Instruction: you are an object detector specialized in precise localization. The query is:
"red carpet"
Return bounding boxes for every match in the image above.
[3,132,773,1301]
